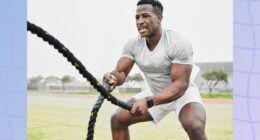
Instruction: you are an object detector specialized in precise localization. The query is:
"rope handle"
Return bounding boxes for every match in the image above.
[103,83,111,91]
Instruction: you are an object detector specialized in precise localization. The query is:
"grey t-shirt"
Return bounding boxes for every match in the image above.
[122,29,194,94]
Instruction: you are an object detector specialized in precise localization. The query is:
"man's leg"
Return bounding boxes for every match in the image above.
[178,102,207,140]
[111,99,153,140]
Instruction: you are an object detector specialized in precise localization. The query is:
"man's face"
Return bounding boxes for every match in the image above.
[135,4,162,37]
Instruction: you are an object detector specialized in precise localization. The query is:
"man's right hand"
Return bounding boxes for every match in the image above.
[103,72,118,92]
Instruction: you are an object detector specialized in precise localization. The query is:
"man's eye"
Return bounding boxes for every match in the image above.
[143,14,150,18]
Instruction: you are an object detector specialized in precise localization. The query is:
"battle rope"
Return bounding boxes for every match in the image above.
[27,21,133,140]
[87,95,106,140]
[86,83,110,140]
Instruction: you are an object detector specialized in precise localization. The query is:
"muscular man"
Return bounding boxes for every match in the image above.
[103,0,207,139]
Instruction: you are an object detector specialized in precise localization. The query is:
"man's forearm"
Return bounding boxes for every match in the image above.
[152,81,189,106]
[111,70,127,86]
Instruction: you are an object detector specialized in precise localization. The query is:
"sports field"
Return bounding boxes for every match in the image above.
[28,92,233,140]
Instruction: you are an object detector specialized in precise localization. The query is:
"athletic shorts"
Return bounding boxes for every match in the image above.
[133,85,203,124]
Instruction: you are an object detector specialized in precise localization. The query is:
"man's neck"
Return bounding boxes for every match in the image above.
[146,28,162,51]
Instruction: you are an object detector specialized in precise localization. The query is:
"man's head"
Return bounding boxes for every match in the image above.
[136,0,163,37]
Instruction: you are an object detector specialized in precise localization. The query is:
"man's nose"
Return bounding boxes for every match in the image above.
[137,18,145,25]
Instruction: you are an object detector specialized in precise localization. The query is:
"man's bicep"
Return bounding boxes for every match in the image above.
[115,57,134,76]
[170,63,192,84]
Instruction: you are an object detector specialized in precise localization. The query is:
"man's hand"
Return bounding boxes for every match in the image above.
[102,72,117,92]
[130,99,149,116]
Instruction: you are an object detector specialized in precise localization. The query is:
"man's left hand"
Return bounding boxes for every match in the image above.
[130,99,148,115]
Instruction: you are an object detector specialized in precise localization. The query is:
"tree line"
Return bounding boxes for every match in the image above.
[28,70,228,95]
[28,75,74,92]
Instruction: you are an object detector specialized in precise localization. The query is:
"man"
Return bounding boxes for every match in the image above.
[103,0,207,139]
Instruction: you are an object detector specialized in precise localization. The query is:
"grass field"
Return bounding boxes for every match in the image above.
[28,92,233,140]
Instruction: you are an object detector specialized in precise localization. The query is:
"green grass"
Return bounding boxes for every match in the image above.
[71,91,234,99]
[29,90,233,99]
[201,93,233,99]
[28,93,233,140]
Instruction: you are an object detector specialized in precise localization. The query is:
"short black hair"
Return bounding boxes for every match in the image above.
[137,0,163,15]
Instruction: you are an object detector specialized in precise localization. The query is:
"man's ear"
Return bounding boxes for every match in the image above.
[157,15,163,23]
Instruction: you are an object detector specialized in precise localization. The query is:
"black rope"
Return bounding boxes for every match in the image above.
[87,95,105,140]
[27,21,133,140]
[27,21,132,110]
[86,83,109,140]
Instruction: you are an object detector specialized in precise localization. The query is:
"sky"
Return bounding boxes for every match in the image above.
[28,0,232,81]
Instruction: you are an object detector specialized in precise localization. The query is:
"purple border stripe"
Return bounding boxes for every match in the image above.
[234,0,260,140]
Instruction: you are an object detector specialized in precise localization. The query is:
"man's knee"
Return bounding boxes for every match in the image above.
[179,103,206,133]
[182,119,206,136]
[111,110,131,128]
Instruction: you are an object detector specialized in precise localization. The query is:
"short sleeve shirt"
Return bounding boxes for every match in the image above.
[122,29,194,94]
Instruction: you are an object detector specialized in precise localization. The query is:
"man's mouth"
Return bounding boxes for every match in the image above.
[138,27,148,34]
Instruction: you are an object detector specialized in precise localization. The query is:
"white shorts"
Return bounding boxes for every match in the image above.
[133,85,203,124]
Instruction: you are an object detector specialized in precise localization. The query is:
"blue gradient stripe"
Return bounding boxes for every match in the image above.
[0,0,27,140]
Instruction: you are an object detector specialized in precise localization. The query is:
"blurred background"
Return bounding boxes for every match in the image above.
[28,0,232,95]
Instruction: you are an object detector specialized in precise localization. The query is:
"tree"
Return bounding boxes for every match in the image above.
[202,70,228,95]
[44,76,60,83]
[60,75,73,92]
[132,73,144,82]
[126,73,144,87]
[28,75,43,90]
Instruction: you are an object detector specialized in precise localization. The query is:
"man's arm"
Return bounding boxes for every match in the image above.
[131,63,192,115]
[152,63,192,105]
[103,57,134,91]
